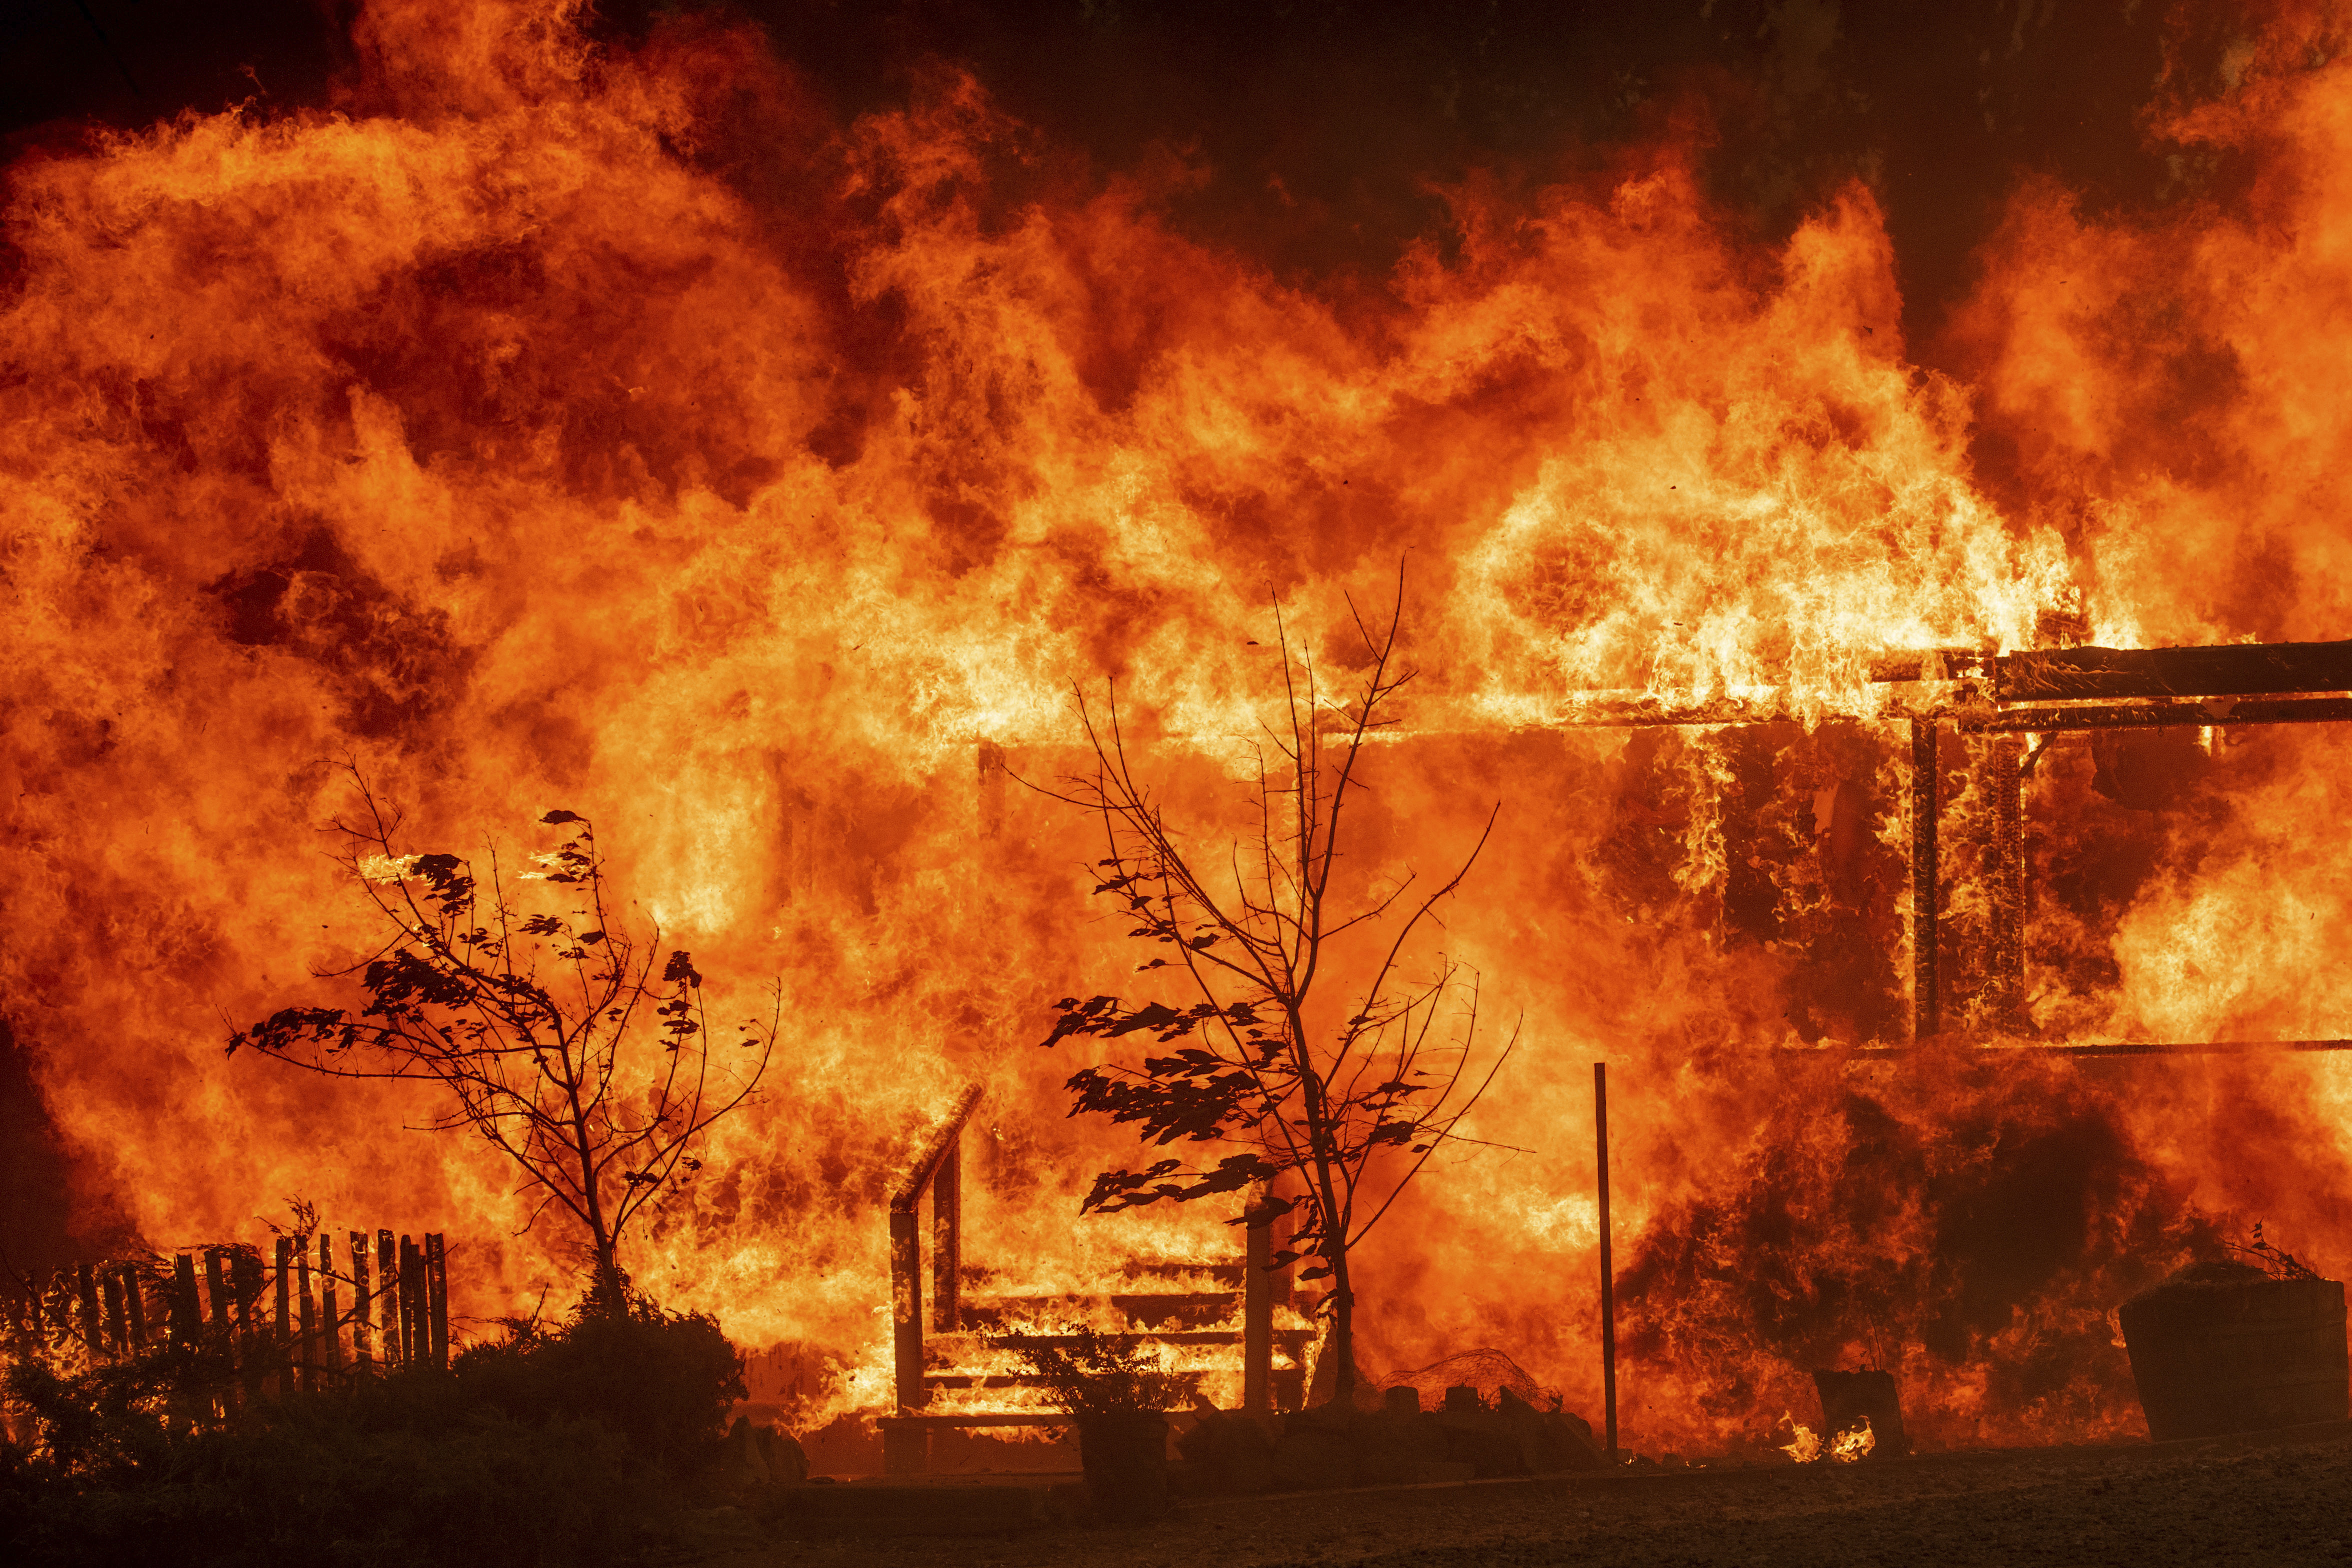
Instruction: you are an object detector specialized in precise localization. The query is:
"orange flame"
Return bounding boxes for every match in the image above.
[6,0,2352,1460]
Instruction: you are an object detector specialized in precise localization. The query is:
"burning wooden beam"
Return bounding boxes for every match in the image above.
[1910,720,1940,1042]
[1964,696,2352,732]
[1841,1038,2352,1060]
[1991,640,2352,703]
[1988,736,2025,1026]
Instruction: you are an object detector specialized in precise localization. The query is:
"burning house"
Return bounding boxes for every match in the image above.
[6,0,2352,1490]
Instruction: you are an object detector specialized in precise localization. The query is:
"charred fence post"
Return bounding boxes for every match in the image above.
[296,1240,316,1393]
[75,1262,102,1363]
[318,1234,343,1375]
[376,1232,398,1367]
[273,1238,292,1396]
[120,1264,146,1351]
[233,1248,263,1400]
[1910,719,1941,1042]
[349,1232,374,1368]
[401,1235,423,1371]
[426,1234,448,1370]
[100,1265,126,1360]
[202,1248,231,1345]
[169,1253,201,1350]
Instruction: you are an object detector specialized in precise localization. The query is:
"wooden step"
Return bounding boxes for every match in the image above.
[927,1328,1317,1358]
[955,1260,1260,1289]
[957,1291,1244,1330]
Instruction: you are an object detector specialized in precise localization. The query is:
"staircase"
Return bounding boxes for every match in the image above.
[880,1085,1315,1475]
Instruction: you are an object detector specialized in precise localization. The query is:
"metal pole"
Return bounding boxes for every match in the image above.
[1595,1061,1617,1464]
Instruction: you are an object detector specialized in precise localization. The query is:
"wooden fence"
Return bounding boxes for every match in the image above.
[10,1229,451,1392]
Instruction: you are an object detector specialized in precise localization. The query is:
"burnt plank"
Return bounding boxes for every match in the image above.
[1994,640,2352,702]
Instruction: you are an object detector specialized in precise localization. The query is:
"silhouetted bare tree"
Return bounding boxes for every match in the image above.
[231,770,776,1312]
[1038,571,1516,1408]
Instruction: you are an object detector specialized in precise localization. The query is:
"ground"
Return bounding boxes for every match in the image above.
[689,1422,2352,1568]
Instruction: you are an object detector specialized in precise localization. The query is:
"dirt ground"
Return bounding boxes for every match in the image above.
[687,1422,2352,1568]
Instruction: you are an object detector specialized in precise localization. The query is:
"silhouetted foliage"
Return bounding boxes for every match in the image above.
[0,1287,745,1568]
[229,768,778,1312]
[988,1326,1197,1417]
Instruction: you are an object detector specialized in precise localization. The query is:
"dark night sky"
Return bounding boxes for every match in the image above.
[2,0,2236,350]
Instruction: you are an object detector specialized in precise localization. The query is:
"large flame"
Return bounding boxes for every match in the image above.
[7,0,2352,1458]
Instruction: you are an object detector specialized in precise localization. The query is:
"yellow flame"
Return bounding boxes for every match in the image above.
[1830,1416,1875,1463]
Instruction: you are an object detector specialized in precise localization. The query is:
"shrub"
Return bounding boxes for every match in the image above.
[0,1290,746,1567]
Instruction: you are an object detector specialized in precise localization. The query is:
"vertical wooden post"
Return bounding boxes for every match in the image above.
[75,1262,102,1362]
[296,1241,316,1393]
[202,1248,231,1336]
[1595,1062,1617,1465]
[1910,718,1941,1042]
[1990,736,2026,1028]
[931,1135,961,1332]
[1244,1181,1273,1414]
[376,1232,399,1368]
[426,1234,448,1370]
[349,1232,374,1368]
[233,1250,263,1399]
[889,1210,924,1412]
[398,1236,419,1370]
[170,1254,201,1349]
[100,1266,127,1360]
[121,1264,147,1350]
[273,1238,292,1396]
[319,1234,343,1373]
